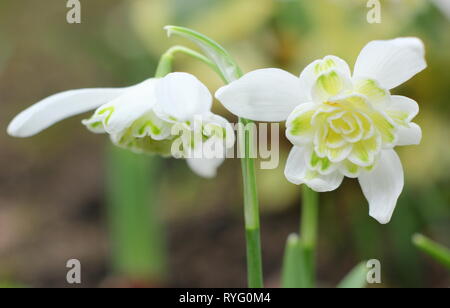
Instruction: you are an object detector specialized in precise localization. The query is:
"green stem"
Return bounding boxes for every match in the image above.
[300,185,319,288]
[240,117,264,288]
[156,45,226,82]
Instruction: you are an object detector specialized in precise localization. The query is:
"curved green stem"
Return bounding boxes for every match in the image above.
[156,45,226,82]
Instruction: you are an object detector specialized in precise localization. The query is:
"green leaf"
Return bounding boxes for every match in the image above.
[107,145,167,282]
[281,234,308,288]
[337,262,368,288]
[412,234,450,270]
[164,25,242,82]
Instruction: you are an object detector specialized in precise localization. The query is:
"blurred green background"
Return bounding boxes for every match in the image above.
[0,0,448,288]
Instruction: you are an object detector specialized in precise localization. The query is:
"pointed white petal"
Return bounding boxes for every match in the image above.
[154,72,212,122]
[7,88,126,137]
[353,38,427,89]
[358,149,404,224]
[215,68,305,122]
[396,123,422,146]
[285,146,344,192]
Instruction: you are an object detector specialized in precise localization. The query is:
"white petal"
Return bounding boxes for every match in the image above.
[358,149,404,224]
[284,146,344,192]
[396,123,422,146]
[154,72,212,122]
[387,95,419,122]
[285,146,309,185]
[186,137,226,178]
[299,55,352,101]
[306,171,344,192]
[84,78,160,135]
[7,88,126,137]
[215,68,305,122]
[353,38,427,90]
[187,156,224,178]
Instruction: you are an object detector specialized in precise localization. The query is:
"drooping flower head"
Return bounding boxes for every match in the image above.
[8,72,235,178]
[216,38,426,223]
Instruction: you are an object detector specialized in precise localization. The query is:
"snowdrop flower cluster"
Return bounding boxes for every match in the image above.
[216,38,426,223]
[8,72,234,178]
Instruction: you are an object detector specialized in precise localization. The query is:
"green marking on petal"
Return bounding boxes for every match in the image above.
[387,110,410,127]
[354,79,389,104]
[355,112,374,139]
[349,136,380,166]
[365,164,375,172]
[310,151,332,172]
[327,129,345,147]
[346,162,359,174]
[352,144,370,164]
[316,71,344,97]
[314,58,336,75]
[290,110,315,136]
[370,111,396,144]
[98,106,115,125]
[326,145,351,163]
[116,127,173,156]
[341,160,360,178]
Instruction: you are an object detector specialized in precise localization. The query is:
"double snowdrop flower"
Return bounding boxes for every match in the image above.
[8,72,235,178]
[217,38,426,224]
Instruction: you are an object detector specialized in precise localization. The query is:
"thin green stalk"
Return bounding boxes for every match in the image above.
[240,117,264,288]
[300,185,319,288]
[156,45,226,82]
[161,26,264,288]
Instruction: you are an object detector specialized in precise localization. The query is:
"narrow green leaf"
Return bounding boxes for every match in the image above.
[281,234,308,288]
[106,145,167,282]
[337,262,368,288]
[164,25,242,82]
[412,234,450,270]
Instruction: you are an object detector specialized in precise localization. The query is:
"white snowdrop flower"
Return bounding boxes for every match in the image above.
[216,38,427,223]
[8,72,234,178]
